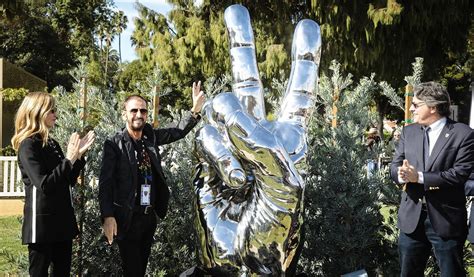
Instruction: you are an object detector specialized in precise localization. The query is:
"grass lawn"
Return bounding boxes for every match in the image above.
[0,216,28,274]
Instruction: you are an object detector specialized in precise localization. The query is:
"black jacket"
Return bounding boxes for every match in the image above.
[98,114,199,238]
[18,135,85,244]
[390,119,474,238]
[466,173,474,243]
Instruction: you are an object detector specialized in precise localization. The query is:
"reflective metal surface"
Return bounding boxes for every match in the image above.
[193,4,321,275]
[224,4,265,121]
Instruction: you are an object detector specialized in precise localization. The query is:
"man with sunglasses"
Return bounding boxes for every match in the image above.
[390,81,474,276]
[99,82,205,276]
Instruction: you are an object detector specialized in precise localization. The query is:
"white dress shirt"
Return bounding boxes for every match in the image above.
[418,117,447,184]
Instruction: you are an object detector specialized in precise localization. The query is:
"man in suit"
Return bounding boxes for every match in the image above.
[390,81,474,276]
[99,82,205,276]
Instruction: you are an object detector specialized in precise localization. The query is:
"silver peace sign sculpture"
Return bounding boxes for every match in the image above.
[193,4,321,275]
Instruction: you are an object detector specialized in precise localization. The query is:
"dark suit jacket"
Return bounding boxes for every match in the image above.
[466,174,474,243]
[98,114,199,238]
[18,135,85,244]
[390,118,474,238]
[465,173,474,196]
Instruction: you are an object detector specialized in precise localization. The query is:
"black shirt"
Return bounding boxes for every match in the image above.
[131,137,156,207]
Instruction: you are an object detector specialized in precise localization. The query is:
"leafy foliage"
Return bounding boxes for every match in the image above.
[0,0,125,90]
[145,108,199,276]
[131,2,232,110]
[0,14,76,90]
[141,1,470,83]
[52,82,123,275]
[129,1,472,124]
[438,19,474,124]
[0,88,31,102]
[404,57,424,87]
[299,61,400,275]
[117,60,153,95]
[0,145,16,156]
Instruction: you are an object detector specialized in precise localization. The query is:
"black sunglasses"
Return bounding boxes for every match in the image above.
[411,101,426,109]
[129,108,148,114]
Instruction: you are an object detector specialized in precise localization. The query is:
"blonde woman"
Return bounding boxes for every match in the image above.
[11,92,94,276]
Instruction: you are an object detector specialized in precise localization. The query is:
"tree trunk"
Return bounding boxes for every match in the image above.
[118,33,122,63]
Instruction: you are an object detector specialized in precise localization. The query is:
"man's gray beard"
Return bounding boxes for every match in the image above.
[130,120,145,131]
[131,124,144,131]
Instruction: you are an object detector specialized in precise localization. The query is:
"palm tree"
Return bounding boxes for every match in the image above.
[112,11,127,63]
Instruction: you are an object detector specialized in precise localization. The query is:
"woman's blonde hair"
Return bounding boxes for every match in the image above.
[11,92,55,151]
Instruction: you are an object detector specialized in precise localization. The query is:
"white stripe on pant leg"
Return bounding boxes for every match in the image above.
[32,186,36,243]
[69,186,73,207]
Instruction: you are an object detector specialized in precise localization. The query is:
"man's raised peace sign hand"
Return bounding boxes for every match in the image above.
[193,4,321,275]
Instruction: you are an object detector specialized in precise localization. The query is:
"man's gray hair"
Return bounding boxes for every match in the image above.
[414,81,451,117]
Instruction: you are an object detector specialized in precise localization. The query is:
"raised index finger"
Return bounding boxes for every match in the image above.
[224,4,265,122]
[192,81,201,96]
[278,20,321,128]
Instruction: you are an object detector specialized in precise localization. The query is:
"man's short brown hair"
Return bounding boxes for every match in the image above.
[122,95,148,110]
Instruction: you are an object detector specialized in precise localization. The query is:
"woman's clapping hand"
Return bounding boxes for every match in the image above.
[66,131,95,164]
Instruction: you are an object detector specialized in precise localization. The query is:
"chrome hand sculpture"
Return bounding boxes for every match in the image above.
[193,4,321,275]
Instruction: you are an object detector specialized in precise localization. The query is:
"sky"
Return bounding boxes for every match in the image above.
[112,0,172,62]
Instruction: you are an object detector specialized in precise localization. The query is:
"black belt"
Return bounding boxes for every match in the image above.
[134,205,154,215]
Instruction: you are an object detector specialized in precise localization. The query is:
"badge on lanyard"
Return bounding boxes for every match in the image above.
[141,184,151,206]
